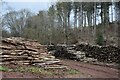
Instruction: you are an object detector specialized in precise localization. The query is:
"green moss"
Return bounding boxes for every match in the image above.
[66,69,79,75]
[0,66,9,71]
[6,65,79,76]
[14,66,54,76]
[28,67,40,73]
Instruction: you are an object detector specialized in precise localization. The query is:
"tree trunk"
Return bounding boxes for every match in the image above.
[74,9,77,28]
[93,2,97,44]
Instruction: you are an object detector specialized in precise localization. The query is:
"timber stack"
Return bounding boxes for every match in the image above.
[75,43,120,63]
[48,43,119,64]
[0,37,66,69]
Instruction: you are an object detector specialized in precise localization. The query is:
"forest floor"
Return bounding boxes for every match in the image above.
[0,59,119,78]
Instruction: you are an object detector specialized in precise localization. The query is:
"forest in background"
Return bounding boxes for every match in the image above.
[2,1,120,46]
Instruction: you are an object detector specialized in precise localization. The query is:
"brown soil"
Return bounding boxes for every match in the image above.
[1,72,42,78]
[1,59,119,78]
[61,59,119,78]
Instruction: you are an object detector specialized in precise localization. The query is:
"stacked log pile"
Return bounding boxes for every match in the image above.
[48,45,77,59]
[75,43,120,63]
[0,37,66,69]
[48,45,98,63]
[48,43,119,64]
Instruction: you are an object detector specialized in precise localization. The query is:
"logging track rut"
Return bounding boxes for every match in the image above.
[61,59,119,78]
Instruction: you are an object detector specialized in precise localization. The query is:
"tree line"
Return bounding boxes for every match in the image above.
[2,1,120,45]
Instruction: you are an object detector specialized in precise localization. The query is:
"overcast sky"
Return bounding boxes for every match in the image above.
[1,0,116,25]
[2,0,56,14]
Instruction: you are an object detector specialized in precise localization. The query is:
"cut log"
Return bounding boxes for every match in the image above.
[0,55,28,58]
[45,60,60,65]
[44,66,67,69]
[0,46,12,50]
[25,46,38,52]
[33,63,46,67]
[31,60,44,63]
[1,37,65,69]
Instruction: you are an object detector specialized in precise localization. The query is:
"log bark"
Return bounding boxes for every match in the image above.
[1,37,64,69]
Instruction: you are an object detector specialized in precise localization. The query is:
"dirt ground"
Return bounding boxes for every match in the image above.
[0,59,119,78]
[60,59,119,78]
